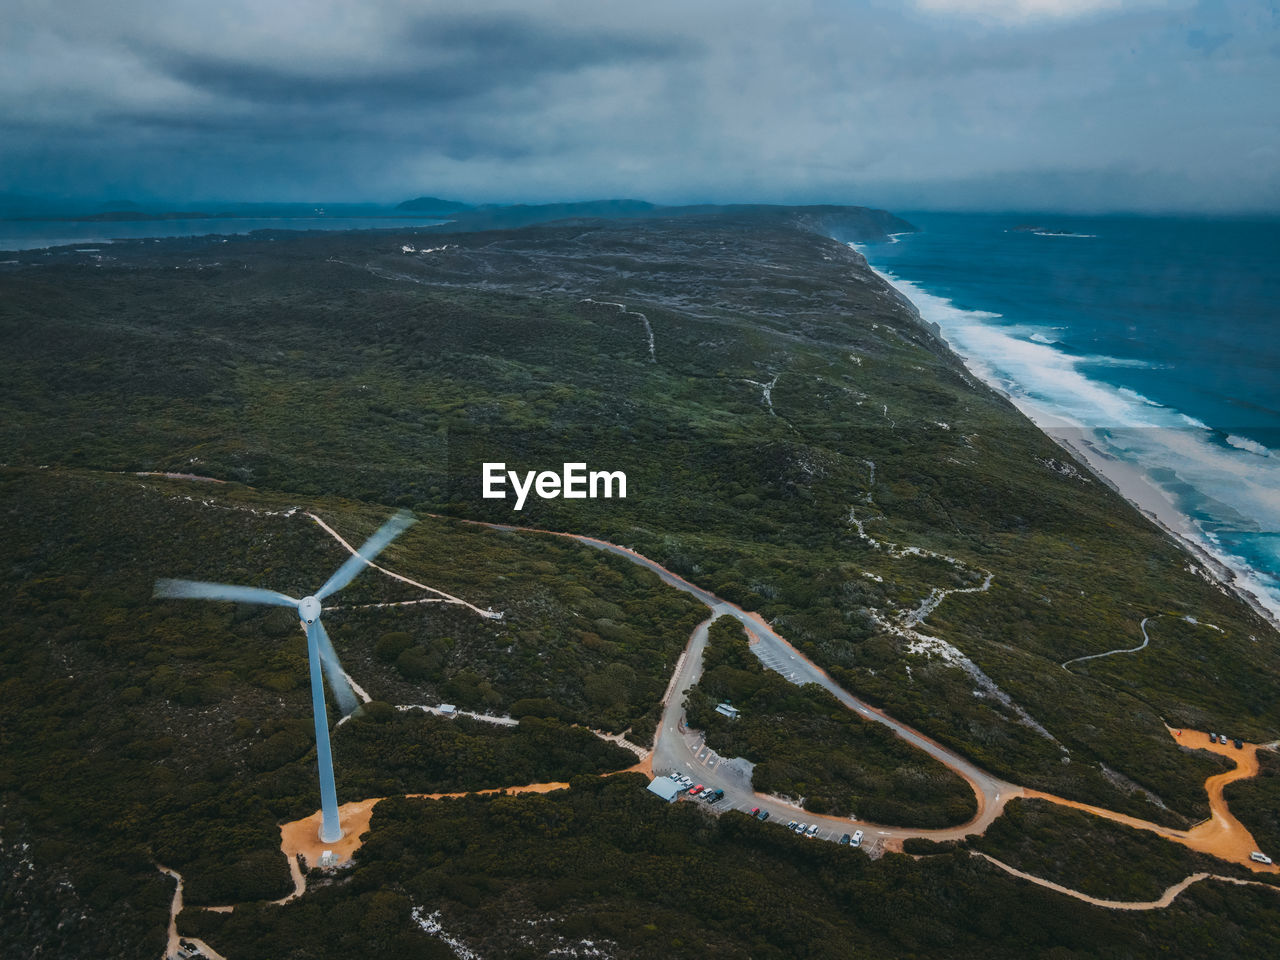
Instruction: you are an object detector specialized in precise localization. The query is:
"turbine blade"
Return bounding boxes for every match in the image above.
[155,579,298,608]
[315,511,416,601]
[313,619,359,717]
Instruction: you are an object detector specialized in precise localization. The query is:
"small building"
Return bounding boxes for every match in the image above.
[715,702,740,720]
[646,777,681,803]
[438,703,458,717]
[318,850,340,868]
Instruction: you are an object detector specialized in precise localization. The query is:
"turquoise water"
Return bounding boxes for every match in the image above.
[857,212,1280,620]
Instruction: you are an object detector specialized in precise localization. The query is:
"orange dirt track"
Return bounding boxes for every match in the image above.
[1028,728,1278,874]
[280,781,572,874]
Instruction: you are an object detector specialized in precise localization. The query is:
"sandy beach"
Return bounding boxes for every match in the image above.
[858,252,1280,634]
[1044,424,1280,630]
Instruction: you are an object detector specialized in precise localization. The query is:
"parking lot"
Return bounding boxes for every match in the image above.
[660,768,885,856]
[649,612,956,861]
[750,645,805,684]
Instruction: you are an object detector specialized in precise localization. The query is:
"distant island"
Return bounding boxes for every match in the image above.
[1010,224,1095,237]
[395,196,473,214]
[1011,224,1071,234]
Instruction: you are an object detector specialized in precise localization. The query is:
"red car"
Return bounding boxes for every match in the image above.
[751,807,761,816]
[689,784,705,796]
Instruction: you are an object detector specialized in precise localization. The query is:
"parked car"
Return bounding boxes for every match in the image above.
[851,830,864,847]
[707,789,725,804]
[1251,851,1273,864]
[751,807,761,816]
[1234,738,1244,749]
[689,784,704,796]
[839,834,851,845]
[786,820,799,830]
[805,824,819,837]
[756,810,770,822]
[1209,732,1218,743]
[795,822,807,834]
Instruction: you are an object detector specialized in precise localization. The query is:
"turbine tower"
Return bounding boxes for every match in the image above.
[155,511,416,843]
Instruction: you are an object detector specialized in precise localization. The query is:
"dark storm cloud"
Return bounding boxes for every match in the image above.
[136,12,693,108]
[2,0,1279,211]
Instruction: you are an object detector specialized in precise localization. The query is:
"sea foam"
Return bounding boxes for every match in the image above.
[1227,434,1273,458]
[851,243,1280,622]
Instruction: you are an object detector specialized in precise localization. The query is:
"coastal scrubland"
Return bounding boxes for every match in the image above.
[176,775,1280,960]
[686,616,976,826]
[969,798,1268,902]
[2,208,1279,956]
[0,469,665,948]
[3,215,1271,819]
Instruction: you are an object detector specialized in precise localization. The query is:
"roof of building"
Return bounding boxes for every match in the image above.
[646,777,681,802]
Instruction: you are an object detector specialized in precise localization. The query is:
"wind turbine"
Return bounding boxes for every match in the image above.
[155,511,416,843]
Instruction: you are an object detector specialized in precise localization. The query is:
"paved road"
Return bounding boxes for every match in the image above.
[471,521,1273,870]
[476,522,1021,845]
[648,605,1019,846]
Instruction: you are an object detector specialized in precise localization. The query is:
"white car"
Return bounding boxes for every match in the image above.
[851,830,864,847]
[1251,851,1273,865]
[805,824,820,838]
[795,822,807,834]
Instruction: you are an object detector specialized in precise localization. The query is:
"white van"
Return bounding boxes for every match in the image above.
[1250,851,1273,864]
[851,830,864,847]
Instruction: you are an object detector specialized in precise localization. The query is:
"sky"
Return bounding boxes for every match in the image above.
[2,0,1279,213]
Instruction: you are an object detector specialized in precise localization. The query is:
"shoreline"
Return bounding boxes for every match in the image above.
[853,247,1280,634]
[1046,426,1280,631]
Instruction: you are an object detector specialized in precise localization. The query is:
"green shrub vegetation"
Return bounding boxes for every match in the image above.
[3,211,1280,954]
[0,468,662,949]
[902,836,963,855]
[972,799,1267,902]
[687,616,976,826]
[3,218,1273,829]
[177,775,1280,959]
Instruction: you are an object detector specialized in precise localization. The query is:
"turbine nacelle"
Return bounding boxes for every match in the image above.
[298,595,322,624]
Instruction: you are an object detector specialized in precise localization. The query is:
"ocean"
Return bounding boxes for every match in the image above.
[855,212,1280,622]
[0,216,444,253]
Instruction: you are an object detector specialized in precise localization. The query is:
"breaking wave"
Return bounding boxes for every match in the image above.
[853,245,1280,621]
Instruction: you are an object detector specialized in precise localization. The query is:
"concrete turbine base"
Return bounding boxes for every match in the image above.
[281,799,380,871]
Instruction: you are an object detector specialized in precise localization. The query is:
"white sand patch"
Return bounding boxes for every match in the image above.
[397,704,519,726]
[579,298,655,362]
[847,503,1053,741]
[412,908,482,960]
